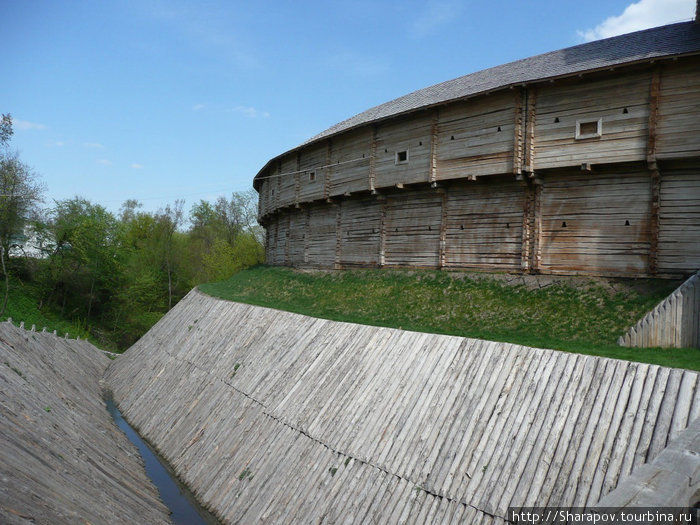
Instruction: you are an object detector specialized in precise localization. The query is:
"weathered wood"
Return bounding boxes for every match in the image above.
[260,58,699,279]
[106,291,700,523]
[537,167,653,276]
[619,270,700,348]
[0,321,172,525]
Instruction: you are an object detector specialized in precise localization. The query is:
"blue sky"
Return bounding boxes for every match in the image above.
[2,0,696,215]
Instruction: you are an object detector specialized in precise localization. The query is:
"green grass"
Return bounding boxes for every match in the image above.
[200,265,700,371]
[1,280,92,342]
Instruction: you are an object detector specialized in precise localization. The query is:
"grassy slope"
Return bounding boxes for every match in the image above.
[200,265,700,371]
[1,280,92,342]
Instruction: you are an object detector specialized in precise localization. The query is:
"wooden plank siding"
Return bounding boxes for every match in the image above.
[305,203,337,268]
[106,291,700,523]
[287,208,306,266]
[338,197,382,267]
[260,60,700,278]
[537,167,652,276]
[329,128,371,197]
[277,155,298,209]
[534,72,651,170]
[656,63,700,159]
[298,143,328,203]
[657,162,700,273]
[384,191,442,267]
[271,215,288,266]
[436,92,515,180]
[374,114,433,188]
[443,179,525,270]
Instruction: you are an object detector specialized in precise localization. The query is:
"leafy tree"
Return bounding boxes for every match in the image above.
[0,114,44,316]
[41,198,121,323]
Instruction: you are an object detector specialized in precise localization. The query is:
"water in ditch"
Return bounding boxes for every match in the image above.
[104,394,219,525]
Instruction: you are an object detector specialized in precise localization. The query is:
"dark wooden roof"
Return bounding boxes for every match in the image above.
[254,21,700,188]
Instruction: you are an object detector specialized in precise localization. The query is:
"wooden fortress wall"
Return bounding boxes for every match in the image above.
[259,59,700,277]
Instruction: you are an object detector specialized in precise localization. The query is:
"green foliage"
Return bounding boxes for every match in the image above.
[200,266,700,371]
[4,190,264,351]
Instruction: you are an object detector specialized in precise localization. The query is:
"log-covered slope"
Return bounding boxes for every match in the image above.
[0,321,171,525]
[107,289,700,523]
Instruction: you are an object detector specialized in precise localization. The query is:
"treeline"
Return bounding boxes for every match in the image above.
[0,114,264,349]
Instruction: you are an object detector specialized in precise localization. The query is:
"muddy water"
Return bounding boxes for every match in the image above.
[104,394,219,525]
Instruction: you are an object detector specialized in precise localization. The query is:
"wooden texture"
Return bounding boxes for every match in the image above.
[534,72,651,169]
[287,208,306,266]
[259,59,700,278]
[537,167,652,276]
[305,203,337,268]
[383,191,442,267]
[619,271,700,348]
[443,179,525,270]
[657,162,700,273]
[106,291,700,524]
[298,143,328,203]
[436,92,515,179]
[338,197,382,267]
[0,321,171,525]
[277,155,297,208]
[329,128,371,197]
[656,63,700,159]
[374,114,432,188]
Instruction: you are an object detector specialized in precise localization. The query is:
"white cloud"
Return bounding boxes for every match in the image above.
[49,140,66,147]
[131,163,144,169]
[192,103,206,111]
[96,159,111,165]
[230,106,270,119]
[84,142,105,149]
[411,1,462,38]
[13,118,47,131]
[577,0,695,42]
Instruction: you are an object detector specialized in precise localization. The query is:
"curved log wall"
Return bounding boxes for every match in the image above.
[107,289,700,523]
[255,26,700,278]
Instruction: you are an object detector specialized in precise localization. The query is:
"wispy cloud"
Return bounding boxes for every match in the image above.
[410,1,462,38]
[84,142,105,149]
[131,163,144,169]
[96,159,111,166]
[577,0,695,42]
[13,118,47,131]
[230,106,270,119]
[192,103,206,111]
[48,140,67,147]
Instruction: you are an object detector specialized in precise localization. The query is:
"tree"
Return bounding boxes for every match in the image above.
[187,190,264,282]
[0,152,45,256]
[0,114,45,258]
[0,114,44,317]
[41,198,121,323]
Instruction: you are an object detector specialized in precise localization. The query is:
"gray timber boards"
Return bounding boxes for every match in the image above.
[255,22,700,278]
[106,289,700,524]
[0,321,172,525]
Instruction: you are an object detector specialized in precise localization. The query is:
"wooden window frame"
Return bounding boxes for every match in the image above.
[575,118,603,140]
[395,149,409,165]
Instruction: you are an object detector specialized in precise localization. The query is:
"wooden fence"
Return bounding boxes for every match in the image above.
[0,320,171,524]
[107,289,700,523]
[619,271,700,348]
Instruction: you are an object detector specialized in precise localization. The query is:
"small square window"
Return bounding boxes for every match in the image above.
[575,118,602,139]
[309,171,316,182]
[395,150,409,164]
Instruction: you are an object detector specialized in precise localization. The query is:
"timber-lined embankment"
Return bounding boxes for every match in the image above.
[106,288,700,523]
[0,321,172,525]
